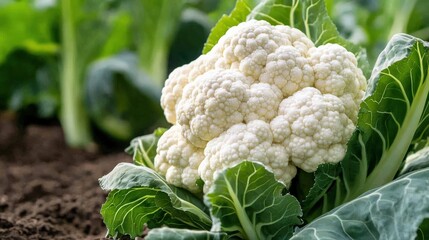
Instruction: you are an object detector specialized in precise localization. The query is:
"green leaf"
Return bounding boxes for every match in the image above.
[205,161,302,240]
[0,49,59,116]
[85,53,164,141]
[0,0,57,64]
[101,188,169,238]
[168,8,212,72]
[101,186,213,238]
[146,228,227,240]
[203,0,370,77]
[341,34,429,200]
[125,128,167,168]
[417,219,429,240]
[98,11,132,58]
[207,0,236,24]
[291,167,429,240]
[99,163,212,233]
[330,0,429,66]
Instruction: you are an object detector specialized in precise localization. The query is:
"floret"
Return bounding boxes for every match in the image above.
[177,69,249,147]
[270,87,355,172]
[155,125,204,193]
[200,120,296,193]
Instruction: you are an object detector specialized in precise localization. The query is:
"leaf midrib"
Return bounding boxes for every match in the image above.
[224,174,259,240]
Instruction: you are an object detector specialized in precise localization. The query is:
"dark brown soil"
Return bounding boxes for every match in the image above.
[0,114,129,239]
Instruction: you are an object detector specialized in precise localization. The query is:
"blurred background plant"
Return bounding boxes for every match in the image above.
[326,0,429,66]
[0,0,235,149]
[1,0,428,149]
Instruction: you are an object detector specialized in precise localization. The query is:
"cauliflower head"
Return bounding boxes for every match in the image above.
[156,20,366,193]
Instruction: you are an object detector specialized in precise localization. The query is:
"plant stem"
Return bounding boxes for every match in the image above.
[388,0,418,39]
[145,0,168,86]
[135,0,183,88]
[61,0,92,147]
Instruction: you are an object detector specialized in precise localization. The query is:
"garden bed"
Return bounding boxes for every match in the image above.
[0,114,128,239]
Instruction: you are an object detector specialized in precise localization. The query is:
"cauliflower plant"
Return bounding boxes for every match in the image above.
[156,20,367,193]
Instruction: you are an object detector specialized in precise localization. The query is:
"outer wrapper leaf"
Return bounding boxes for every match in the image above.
[146,228,227,240]
[99,163,211,238]
[291,167,429,240]
[203,0,370,76]
[101,188,170,238]
[342,34,429,199]
[101,187,210,238]
[205,161,302,240]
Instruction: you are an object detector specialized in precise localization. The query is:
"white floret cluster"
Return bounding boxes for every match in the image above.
[155,20,367,193]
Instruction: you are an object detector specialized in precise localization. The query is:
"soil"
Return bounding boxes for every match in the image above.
[0,114,130,240]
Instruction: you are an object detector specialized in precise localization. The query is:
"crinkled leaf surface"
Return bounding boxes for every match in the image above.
[291,167,429,240]
[99,163,211,237]
[205,161,302,240]
[125,128,166,169]
[101,187,210,238]
[146,227,227,240]
[101,188,169,238]
[203,0,370,76]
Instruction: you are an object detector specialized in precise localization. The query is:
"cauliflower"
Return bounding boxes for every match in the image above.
[156,20,366,193]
